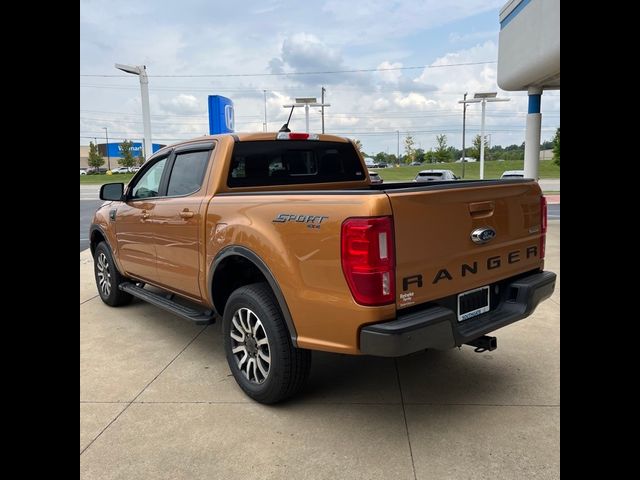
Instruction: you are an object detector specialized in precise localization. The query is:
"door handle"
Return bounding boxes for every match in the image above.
[180,210,194,219]
[141,211,150,220]
[468,201,495,219]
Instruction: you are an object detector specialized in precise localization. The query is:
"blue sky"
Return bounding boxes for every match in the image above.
[80,0,560,155]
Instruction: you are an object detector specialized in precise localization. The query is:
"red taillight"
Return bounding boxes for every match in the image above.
[540,196,547,259]
[341,216,395,306]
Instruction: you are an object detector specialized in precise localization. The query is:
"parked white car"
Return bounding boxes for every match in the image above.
[111,166,133,174]
[414,169,459,182]
[500,170,525,179]
[80,168,87,175]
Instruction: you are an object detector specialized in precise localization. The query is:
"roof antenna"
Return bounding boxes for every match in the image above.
[279,106,295,132]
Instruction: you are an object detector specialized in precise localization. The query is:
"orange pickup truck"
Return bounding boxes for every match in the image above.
[90,131,555,403]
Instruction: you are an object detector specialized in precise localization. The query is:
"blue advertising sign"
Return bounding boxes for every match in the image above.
[103,142,164,158]
[208,95,235,134]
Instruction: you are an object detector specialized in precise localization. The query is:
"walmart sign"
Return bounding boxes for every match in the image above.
[99,142,165,158]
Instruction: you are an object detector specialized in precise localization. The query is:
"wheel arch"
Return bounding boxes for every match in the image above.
[89,223,110,256]
[210,246,298,346]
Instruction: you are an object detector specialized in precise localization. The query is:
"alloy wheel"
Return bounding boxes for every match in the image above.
[229,307,271,384]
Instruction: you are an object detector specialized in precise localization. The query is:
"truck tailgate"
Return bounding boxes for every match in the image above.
[386,181,544,309]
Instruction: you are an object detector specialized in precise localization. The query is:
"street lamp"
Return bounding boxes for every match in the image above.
[115,63,153,159]
[102,127,110,170]
[282,97,331,133]
[474,92,510,179]
[459,92,510,179]
[458,92,479,178]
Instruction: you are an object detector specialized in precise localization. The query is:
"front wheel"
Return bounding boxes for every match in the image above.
[94,241,132,306]
[223,283,311,404]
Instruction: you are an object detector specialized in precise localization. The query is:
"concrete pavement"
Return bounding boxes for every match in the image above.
[538,179,559,192]
[80,222,560,479]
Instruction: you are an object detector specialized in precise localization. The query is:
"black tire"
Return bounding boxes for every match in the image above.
[223,282,311,404]
[93,241,132,307]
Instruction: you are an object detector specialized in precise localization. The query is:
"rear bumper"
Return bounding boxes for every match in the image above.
[359,270,556,357]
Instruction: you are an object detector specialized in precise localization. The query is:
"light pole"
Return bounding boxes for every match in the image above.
[263,90,267,132]
[102,127,110,171]
[459,92,510,179]
[458,92,471,178]
[282,97,330,133]
[321,86,326,133]
[396,130,400,165]
[115,63,153,159]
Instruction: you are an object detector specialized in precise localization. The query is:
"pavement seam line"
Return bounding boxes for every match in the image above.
[395,359,417,480]
[80,294,99,306]
[80,324,209,456]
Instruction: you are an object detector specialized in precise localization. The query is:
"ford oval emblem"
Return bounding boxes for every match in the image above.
[471,227,496,244]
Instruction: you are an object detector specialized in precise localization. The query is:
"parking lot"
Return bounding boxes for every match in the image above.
[80,218,559,479]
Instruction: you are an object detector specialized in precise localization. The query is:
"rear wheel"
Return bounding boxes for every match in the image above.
[94,241,132,306]
[223,283,311,404]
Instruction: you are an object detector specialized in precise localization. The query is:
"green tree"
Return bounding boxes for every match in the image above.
[403,135,416,164]
[87,141,104,170]
[434,134,450,163]
[118,140,136,168]
[552,128,560,166]
[469,134,489,160]
[353,139,363,153]
[425,149,435,163]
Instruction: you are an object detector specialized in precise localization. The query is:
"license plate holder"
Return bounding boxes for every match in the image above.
[457,286,490,322]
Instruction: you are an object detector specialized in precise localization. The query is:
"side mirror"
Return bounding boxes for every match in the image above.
[100,183,124,201]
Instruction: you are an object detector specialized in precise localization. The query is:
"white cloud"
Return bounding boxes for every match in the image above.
[80,1,559,154]
[393,92,437,109]
[159,94,202,115]
[377,61,403,84]
[280,33,342,72]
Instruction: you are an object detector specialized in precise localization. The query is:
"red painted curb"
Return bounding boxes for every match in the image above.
[545,194,560,204]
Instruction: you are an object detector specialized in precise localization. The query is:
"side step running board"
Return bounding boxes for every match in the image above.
[119,282,216,326]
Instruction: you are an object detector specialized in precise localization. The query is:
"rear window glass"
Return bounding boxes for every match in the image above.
[418,172,442,177]
[502,174,523,178]
[228,141,364,187]
[167,150,210,196]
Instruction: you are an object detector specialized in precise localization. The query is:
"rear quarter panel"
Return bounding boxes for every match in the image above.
[205,192,396,354]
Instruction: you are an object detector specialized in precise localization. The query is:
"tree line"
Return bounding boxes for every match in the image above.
[355,127,560,166]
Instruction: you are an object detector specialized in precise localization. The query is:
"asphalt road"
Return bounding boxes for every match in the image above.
[80,186,103,251]
[81,200,102,251]
[548,204,560,220]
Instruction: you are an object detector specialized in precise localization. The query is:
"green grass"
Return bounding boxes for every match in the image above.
[80,160,560,185]
[371,159,559,182]
[80,173,135,184]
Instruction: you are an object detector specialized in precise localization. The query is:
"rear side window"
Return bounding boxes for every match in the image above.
[167,150,211,196]
[418,172,442,177]
[228,141,364,187]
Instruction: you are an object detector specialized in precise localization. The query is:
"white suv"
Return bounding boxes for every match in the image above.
[500,170,525,179]
[414,169,458,182]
